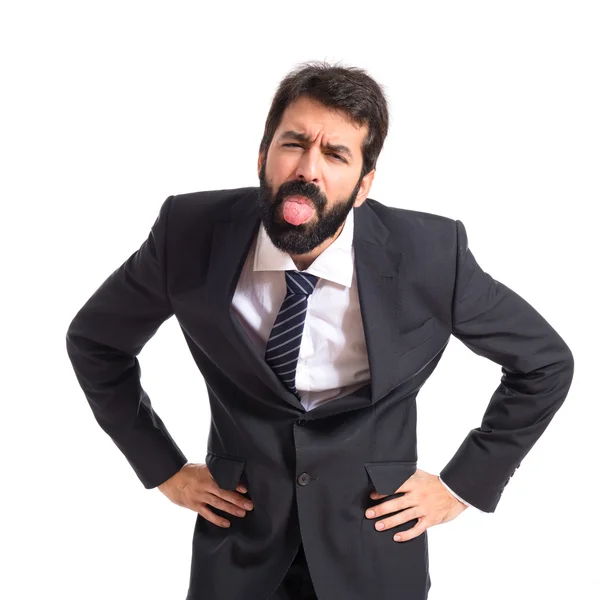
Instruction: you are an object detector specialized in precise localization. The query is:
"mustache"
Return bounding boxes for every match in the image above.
[276,181,325,209]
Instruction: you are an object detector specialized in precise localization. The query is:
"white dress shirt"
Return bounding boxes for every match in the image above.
[231,206,478,511]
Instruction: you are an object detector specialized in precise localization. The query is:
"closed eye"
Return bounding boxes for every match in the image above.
[282,143,345,162]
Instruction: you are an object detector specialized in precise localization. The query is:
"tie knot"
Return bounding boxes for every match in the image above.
[285,269,319,296]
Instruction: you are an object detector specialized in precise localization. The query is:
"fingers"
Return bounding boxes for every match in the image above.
[366,500,426,542]
[216,485,254,512]
[392,516,428,542]
[370,506,421,530]
[365,490,430,542]
[370,491,386,499]
[196,502,233,528]
[194,495,244,528]
[365,502,405,520]
[195,482,253,528]
[365,493,413,521]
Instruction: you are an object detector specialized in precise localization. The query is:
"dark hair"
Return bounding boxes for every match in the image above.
[259,60,390,180]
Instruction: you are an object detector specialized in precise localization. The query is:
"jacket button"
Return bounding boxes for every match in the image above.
[297,473,311,486]
[296,418,308,426]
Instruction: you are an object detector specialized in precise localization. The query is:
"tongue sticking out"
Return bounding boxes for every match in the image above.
[282,199,315,226]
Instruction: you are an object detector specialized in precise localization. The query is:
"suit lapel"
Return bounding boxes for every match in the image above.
[207,192,304,412]
[206,188,424,415]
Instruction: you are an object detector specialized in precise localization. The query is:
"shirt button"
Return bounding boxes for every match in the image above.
[297,473,311,486]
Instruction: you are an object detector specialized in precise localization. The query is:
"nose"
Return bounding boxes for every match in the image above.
[294,145,321,185]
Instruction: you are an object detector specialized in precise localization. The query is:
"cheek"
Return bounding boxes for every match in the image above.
[324,164,351,185]
[268,149,293,169]
[267,156,295,185]
[323,174,350,199]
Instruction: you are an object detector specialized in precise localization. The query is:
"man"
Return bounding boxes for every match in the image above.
[65,61,575,600]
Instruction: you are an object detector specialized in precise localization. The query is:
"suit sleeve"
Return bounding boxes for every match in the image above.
[65,195,188,489]
[438,477,483,513]
[438,219,574,513]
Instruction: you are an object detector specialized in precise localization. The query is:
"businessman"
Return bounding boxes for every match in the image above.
[65,61,575,600]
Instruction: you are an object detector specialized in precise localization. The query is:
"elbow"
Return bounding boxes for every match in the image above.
[65,315,81,358]
[550,343,575,402]
[65,326,83,365]
[562,344,575,385]
[65,311,91,363]
[65,320,75,357]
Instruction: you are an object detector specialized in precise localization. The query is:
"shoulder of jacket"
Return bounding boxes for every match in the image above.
[169,186,256,221]
[365,197,457,236]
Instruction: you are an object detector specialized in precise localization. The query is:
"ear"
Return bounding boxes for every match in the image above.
[257,151,265,178]
[353,169,376,208]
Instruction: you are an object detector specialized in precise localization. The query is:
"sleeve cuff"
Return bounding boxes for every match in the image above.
[438,475,486,514]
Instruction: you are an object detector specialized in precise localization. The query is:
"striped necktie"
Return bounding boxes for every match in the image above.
[265,269,320,398]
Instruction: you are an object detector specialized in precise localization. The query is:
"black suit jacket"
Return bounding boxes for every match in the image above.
[65,187,574,600]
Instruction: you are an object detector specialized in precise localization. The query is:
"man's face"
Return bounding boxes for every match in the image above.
[257,95,374,256]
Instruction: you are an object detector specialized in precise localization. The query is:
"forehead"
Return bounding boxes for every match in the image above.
[275,96,367,146]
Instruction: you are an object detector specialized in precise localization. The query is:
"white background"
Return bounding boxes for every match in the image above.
[2,1,598,598]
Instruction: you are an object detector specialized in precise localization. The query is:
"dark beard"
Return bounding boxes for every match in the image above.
[258,161,362,256]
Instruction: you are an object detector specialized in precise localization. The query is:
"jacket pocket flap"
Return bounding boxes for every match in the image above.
[205,451,246,491]
[396,317,435,357]
[364,461,417,495]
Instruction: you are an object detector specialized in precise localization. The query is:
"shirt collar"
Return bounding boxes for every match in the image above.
[253,205,355,288]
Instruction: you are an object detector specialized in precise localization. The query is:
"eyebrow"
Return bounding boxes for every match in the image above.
[279,130,353,160]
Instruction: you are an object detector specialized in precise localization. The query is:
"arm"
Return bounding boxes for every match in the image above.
[438,219,574,513]
[65,195,188,489]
